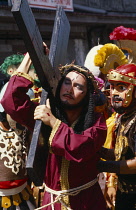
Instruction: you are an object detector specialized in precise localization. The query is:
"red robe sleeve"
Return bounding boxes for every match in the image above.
[1,75,37,131]
[50,113,107,163]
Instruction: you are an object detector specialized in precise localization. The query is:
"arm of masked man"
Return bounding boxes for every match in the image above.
[98,146,115,160]
[97,158,136,174]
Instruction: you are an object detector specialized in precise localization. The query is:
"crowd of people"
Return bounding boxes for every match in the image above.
[0,25,136,210]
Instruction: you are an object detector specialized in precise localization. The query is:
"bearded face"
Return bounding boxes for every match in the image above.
[111,95,126,114]
[60,71,88,110]
[110,81,130,114]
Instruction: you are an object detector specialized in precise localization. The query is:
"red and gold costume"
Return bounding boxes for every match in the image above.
[98,64,136,210]
[1,72,107,210]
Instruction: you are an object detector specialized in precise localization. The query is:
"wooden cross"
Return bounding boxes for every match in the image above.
[11,0,70,185]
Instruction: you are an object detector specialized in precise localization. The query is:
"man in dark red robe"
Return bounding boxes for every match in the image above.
[1,53,107,210]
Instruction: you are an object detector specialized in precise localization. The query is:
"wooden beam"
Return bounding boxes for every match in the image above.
[11,0,57,95]
[11,0,70,186]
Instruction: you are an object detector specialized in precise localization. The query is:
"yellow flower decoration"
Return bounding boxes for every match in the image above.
[94,43,128,74]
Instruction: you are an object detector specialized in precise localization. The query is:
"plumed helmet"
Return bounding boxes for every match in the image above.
[109,26,136,63]
[84,45,103,77]
[107,63,136,107]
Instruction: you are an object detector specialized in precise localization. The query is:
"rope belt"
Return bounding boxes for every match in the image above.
[35,177,98,210]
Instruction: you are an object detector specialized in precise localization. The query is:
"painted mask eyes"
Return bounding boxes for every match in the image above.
[118,85,128,91]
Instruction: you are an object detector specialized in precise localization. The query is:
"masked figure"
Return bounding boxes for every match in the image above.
[98,63,136,210]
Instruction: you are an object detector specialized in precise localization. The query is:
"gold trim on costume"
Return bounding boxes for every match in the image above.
[114,124,129,161]
[2,196,11,208]
[60,121,78,210]
[31,98,40,103]
[48,118,70,209]
[60,158,70,210]
[11,71,34,83]
[12,193,22,206]
[106,174,118,188]
[21,188,30,200]
[33,87,42,93]
[48,119,61,153]
[107,71,136,85]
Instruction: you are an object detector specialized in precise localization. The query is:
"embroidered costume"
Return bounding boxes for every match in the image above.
[113,111,136,209]
[0,54,39,209]
[0,124,35,209]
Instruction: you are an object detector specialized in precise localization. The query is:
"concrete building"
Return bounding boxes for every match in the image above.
[0,0,136,65]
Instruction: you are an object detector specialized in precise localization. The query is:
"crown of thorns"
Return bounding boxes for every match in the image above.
[59,64,98,91]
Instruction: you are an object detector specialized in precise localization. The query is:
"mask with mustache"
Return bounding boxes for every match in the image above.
[111,96,125,114]
[112,95,136,114]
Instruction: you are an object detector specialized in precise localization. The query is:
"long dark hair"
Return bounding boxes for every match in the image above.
[54,66,96,134]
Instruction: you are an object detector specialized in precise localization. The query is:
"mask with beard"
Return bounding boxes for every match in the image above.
[111,95,124,114]
[112,95,136,114]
